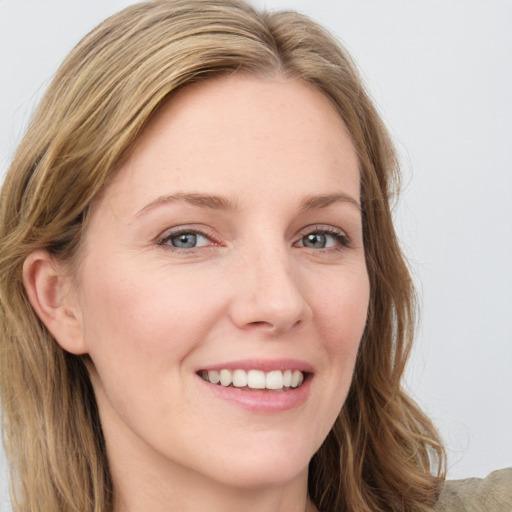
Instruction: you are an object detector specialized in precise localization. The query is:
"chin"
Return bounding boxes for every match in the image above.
[195,433,316,490]
[213,457,309,490]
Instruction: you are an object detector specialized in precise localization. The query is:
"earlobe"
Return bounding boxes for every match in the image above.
[23,250,87,355]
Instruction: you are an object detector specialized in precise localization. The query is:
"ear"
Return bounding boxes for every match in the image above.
[23,250,87,355]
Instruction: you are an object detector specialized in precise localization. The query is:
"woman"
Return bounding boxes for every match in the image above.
[0,1,509,511]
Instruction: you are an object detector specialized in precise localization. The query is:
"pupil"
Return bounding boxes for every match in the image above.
[304,233,326,248]
[172,233,196,248]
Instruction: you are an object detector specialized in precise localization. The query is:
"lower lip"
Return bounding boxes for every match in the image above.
[199,375,313,413]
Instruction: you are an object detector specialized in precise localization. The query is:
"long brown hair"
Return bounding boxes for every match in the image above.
[0,1,445,510]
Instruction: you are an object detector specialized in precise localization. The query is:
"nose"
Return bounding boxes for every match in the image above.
[228,244,312,336]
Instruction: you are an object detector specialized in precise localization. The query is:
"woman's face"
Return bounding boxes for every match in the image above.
[73,76,369,492]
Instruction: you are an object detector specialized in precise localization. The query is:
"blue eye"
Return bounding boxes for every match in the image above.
[297,228,349,250]
[161,231,211,249]
[302,233,329,249]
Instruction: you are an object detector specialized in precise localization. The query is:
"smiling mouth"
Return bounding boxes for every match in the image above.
[198,369,305,391]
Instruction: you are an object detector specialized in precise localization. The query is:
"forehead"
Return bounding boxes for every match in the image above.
[101,74,360,214]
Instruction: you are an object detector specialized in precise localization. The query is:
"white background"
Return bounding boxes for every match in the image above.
[1,1,511,509]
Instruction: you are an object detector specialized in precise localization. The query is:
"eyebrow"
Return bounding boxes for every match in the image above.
[136,192,238,217]
[136,191,361,217]
[299,193,361,212]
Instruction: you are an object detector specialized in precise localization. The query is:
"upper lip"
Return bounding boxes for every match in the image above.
[197,358,314,373]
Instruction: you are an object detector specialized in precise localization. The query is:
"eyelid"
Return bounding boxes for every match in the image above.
[155,223,351,251]
[295,224,351,248]
[156,225,221,248]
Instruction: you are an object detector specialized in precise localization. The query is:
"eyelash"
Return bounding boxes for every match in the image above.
[157,227,220,252]
[157,225,351,252]
[295,225,351,251]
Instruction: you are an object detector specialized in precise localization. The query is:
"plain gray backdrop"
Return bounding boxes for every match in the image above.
[1,1,511,510]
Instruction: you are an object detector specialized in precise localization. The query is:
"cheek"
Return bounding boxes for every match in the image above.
[78,262,224,430]
[298,268,369,445]
[78,260,220,375]
[312,268,370,353]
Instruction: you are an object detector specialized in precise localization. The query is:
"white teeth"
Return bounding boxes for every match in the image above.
[202,369,305,390]
[219,369,232,387]
[266,370,283,390]
[208,370,220,384]
[232,369,248,387]
[291,370,303,388]
[247,370,266,389]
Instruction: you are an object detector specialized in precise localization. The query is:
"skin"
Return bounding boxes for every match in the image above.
[25,75,370,512]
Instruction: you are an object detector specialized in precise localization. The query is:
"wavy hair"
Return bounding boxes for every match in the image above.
[0,1,445,510]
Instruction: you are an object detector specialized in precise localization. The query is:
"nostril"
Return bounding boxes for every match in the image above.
[244,318,303,337]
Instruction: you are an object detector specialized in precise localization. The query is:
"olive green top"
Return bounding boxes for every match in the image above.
[433,468,512,511]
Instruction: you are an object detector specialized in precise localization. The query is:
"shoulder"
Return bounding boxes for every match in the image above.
[432,468,512,511]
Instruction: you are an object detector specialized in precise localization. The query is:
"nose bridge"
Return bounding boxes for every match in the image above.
[229,235,311,334]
